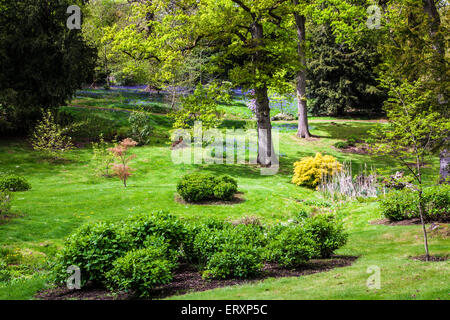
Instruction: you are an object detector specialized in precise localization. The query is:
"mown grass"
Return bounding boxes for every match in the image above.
[0,89,447,300]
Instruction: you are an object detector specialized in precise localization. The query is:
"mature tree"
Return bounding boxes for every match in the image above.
[370,78,450,260]
[306,23,385,117]
[0,0,96,134]
[376,0,449,182]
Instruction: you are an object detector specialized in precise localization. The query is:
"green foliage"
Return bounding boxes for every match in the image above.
[91,134,115,177]
[105,244,177,297]
[307,23,385,117]
[121,212,188,251]
[30,110,73,160]
[129,108,152,146]
[0,190,12,216]
[0,175,31,192]
[381,185,450,222]
[177,173,238,202]
[171,83,230,130]
[203,243,264,280]
[301,214,348,258]
[334,142,349,149]
[266,224,318,268]
[0,0,96,134]
[292,153,342,189]
[52,222,132,285]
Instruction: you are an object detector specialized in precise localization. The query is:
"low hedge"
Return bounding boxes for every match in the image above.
[53,212,348,295]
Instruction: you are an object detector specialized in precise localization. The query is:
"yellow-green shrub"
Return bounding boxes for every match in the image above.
[292,153,342,188]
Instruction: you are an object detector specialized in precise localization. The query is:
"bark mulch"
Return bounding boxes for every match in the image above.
[36,255,358,300]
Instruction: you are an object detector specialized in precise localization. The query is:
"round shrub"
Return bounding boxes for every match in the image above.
[203,243,264,280]
[292,153,342,189]
[188,222,266,268]
[177,173,238,202]
[177,173,217,202]
[52,222,133,285]
[380,189,418,221]
[213,182,237,201]
[422,185,450,221]
[105,245,176,297]
[301,214,348,258]
[121,211,188,250]
[0,175,31,192]
[266,224,318,268]
[334,141,349,149]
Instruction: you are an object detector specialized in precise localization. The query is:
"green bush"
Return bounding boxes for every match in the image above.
[177,173,237,202]
[381,185,450,221]
[301,214,348,258]
[0,175,31,192]
[105,245,176,297]
[203,243,264,280]
[52,222,133,285]
[265,224,318,268]
[188,223,266,269]
[129,108,153,145]
[0,190,12,215]
[334,141,349,149]
[213,182,236,201]
[121,212,188,250]
[422,185,450,221]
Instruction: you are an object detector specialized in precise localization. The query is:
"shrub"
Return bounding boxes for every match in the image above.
[334,141,349,149]
[203,243,264,280]
[0,190,12,215]
[129,108,153,146]
[213,182,236,201]
[265,224,318,268]
[188,223,265,268]
[31,110,73,159]
[52,222,133,285]
[380,189,418,221]
[301,214,348,258]
[422,185,450,220]
[292,153,342,189]
[121,212,188,250]
[177,173,238,202]
[381,185,450,221]
[109,138,138,187]
[105,245,176,297]
[0,175,31,192]
[91,134,115,177]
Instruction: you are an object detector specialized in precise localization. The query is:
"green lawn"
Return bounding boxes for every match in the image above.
[0,90,448,300]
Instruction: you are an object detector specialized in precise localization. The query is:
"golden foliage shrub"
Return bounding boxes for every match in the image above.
[292,153,342,188]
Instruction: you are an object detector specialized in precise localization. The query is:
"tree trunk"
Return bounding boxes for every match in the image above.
[255,85,273,166]
[251,21,273,166]
[293,2,311,139]
[440,148,449,184]
[417,189,430,261]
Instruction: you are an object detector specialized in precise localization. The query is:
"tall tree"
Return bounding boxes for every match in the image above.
[0,0,96,134]
[306,23,385,117]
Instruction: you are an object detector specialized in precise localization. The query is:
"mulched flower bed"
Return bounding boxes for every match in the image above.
[36,255,358,300]
[409,255,449,262]
[370,218,449,226]
[174,193,245,206]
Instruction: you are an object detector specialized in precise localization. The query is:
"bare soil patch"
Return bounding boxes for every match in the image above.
[36,255,358,300]
[332,145,369,155]
[371,218,449,226]
[409,255,449,262]
[174,192,245,206]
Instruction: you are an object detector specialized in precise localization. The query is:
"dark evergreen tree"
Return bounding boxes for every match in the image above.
[0,0,96,134]
[306,24,386,117]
